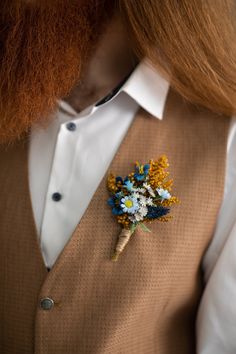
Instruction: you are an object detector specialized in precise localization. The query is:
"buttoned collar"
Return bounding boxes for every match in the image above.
[58,58,170,121]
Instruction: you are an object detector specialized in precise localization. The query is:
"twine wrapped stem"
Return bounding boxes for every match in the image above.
[111,228,135,262]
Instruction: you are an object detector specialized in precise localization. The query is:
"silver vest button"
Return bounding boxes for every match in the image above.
[40,297,54,310]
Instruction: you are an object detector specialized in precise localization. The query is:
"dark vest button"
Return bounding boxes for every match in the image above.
[40,297,54,310]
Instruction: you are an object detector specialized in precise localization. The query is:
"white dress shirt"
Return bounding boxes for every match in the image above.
[196,116,236,354]
[28,59,236,353]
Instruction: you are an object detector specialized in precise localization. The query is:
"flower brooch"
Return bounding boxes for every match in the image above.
[107,155,179,261]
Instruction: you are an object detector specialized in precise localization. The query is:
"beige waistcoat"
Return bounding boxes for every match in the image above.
[0,88,230,353]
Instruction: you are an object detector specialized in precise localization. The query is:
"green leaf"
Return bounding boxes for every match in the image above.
[139,222,152,233]
[130,223,137,233]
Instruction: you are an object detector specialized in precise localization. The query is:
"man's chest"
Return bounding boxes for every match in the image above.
[0,88,230,353]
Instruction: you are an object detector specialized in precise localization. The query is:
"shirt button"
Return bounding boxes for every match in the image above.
[66,122,76,131]
[52,192,62,202]
[40,297,54,310]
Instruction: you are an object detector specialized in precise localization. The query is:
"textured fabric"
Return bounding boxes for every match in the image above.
[28,59,169,268]
[0,139,48,353]
[0,87,230,353]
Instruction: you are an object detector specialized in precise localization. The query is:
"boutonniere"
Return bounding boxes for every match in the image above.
[107,155,179,261]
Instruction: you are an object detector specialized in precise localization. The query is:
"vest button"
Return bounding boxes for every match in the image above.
[40,297,54,310]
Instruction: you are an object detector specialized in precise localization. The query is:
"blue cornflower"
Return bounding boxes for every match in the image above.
[107,196,124,215]
[134,163,150,181]
[146,206,170,219]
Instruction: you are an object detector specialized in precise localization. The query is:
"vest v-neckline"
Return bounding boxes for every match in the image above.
[23,107,152,276]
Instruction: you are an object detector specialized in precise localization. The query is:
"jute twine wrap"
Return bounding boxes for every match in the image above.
[111,228,134,261]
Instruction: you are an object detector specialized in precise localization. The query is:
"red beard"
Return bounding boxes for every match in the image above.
[0,0,114,145]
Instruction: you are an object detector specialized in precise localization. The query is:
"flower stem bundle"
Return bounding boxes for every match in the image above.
[111,228,134,261]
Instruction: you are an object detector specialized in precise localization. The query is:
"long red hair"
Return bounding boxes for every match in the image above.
[0,0,236,145]
[120,0,236,116]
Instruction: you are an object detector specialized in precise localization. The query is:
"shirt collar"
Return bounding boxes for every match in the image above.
[121,59,170,120]
[58,58,170,120]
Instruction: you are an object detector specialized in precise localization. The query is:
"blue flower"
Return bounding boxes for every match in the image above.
[115,176,123,183]
[156,188,171,201]
[107,196,124,215]
[134,163,150,181]
[123,179,134,191]
[120,196,139,214]
[115,191,124,198]
[146,206,170,219]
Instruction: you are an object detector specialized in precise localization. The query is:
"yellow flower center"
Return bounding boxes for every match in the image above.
[125,200,133,208]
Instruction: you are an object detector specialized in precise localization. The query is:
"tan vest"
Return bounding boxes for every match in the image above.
[0,88,230,354]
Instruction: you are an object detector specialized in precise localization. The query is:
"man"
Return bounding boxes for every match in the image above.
[0,1,236,353]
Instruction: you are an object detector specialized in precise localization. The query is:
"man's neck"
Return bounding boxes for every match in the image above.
[63,14,138,113]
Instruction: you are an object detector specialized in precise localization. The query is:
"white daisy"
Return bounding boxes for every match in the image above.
[128,215,136,223]
[136,187,146,194]
[139,206,148,217]
[139,195,148,206]
[134,213,144,222]
[121,196,139,214]
[146,197,154,206]
[132,192,140,199]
